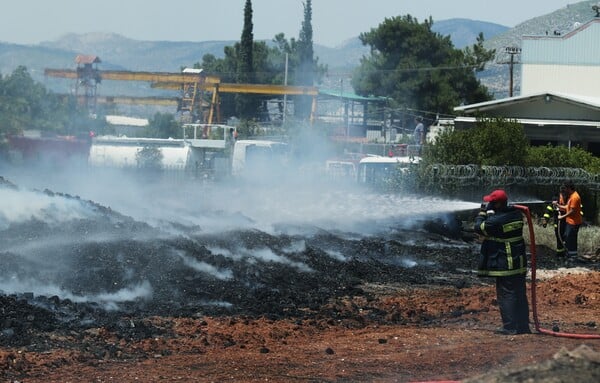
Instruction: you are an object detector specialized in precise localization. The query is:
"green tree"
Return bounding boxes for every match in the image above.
[236,0,261,119]
[198,40,278,124]
[526,144,600,173]
[195,1,326,124]
[352,15,494,118]
[0,66,101,140]
[147,112,180,138]
[425,117,529,165]
[294,0,316,118]
[238,0,254,86]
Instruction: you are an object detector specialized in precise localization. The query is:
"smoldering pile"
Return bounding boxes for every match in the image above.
[0,178,487,343]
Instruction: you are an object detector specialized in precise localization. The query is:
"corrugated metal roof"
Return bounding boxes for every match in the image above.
[454,116,600,127]
[522,18,600,65]
[454,92,600,113]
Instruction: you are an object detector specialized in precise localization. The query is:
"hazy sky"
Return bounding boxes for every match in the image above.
[0,0,585,47]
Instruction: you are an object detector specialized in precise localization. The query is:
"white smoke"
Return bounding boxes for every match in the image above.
[0,278,153,310]
[324,249,347,261]
[0,187,95,229]
[175,250,233,280]
[242,246,313,272]
[282,240,307,254]
[0,141,481,305]
[1,159,480,237]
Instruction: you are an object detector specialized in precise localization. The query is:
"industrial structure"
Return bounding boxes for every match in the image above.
[453,13,600,156]
[35,55,396,179]
[45,55,319,124]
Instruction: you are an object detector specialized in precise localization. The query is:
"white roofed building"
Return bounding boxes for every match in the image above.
[452,14,600,155]
[521,17,600,98]
[454,92,600,154]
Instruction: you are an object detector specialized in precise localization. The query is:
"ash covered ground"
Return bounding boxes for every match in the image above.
[1,170,599,383]
[0,171,488,344]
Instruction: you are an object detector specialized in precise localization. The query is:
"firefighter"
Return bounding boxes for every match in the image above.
[474,189,531,335]
[542,186,567,257]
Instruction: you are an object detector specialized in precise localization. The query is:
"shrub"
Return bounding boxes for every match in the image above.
[526,145,600,173]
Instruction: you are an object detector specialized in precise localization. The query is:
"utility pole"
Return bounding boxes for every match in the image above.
[283,53,288,124]
[502,47,521,97]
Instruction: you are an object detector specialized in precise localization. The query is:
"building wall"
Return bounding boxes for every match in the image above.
[521,64,600,96]
[521,19,600,97]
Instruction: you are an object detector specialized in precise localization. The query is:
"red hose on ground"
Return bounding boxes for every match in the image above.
[513,204,600,339]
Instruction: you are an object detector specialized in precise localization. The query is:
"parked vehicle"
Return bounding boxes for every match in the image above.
[325,160,357,180]
[231,140,289,178]
[357,155,420,184]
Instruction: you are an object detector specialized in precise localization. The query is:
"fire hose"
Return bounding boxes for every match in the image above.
[513,204,600,339]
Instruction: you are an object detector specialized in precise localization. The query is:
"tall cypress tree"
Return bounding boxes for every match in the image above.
[297,0,314,74]
[236,0,258,119]
[294,0,314,118]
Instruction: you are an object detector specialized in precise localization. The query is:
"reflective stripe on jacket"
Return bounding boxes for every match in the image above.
[543,204,559,228]
[474,206,527,277]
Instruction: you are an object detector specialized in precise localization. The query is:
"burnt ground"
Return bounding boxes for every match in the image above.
[1,178,599,382]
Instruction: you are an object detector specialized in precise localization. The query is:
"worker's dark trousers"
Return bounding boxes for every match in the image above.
[496,274,530,333]
[563,223,580,258]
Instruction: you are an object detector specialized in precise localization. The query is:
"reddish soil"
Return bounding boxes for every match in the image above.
[1,271,598,383]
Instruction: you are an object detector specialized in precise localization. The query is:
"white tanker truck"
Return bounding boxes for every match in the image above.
[88,126,288,180]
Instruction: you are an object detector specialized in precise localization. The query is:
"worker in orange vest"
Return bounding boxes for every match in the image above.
[554,180,583,260]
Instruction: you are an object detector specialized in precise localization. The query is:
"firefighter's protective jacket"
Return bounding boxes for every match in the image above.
[474,206,527,277]
[543,203,560,228]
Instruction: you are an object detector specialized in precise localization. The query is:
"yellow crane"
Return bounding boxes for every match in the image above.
[151,81,318,124]
[45,59,218,122]
[45,55,318,124]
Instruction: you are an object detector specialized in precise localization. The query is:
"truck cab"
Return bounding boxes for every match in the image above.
[231,140,289,178]
[357,155,420,185]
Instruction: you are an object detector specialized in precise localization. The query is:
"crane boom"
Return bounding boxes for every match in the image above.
[97,96,179,106]
[151,82,318,96]
[56,94,182,106]
[212,83,318,96]
[44,69,221,84]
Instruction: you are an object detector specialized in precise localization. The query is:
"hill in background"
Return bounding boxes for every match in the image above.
[0,17,507,74]
[0,16,508,115]
[1,0,598,115]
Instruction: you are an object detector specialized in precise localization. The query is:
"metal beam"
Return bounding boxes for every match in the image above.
[44,69,220,84]
[152,81,318,96]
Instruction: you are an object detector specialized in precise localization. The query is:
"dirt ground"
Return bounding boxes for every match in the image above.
[1,271,599,382]
[1,178,599,382]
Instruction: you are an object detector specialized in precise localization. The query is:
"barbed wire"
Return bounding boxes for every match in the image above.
[423,164,600,190]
